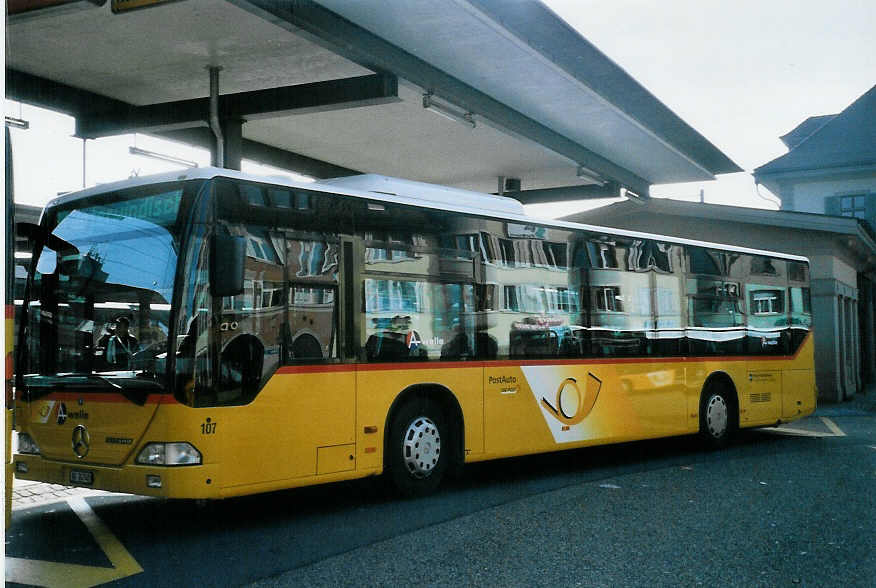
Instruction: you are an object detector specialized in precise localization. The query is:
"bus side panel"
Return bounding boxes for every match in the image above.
[781,335,816,420]
[483,365,558,457]
[616,361,687,436]
[484,360,689,460]
[355,365,484,472]
[218,370,356,490]
[744,364,782,425]
[684,361,747,431]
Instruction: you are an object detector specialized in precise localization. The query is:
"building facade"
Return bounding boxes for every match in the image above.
[754,84,876,400]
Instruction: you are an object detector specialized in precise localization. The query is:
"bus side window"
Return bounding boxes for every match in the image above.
[284,235,339,363]
[287,285,337,362]
[215,220,286,404]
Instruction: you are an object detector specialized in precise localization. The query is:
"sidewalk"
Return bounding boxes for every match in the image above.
[6,431,118,512]
[10,477,115,511]
[816,381,876,416]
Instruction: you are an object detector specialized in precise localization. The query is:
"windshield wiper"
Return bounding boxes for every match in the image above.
[22,374,163,406]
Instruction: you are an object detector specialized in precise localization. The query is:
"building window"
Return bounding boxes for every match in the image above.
[839,194,867,219]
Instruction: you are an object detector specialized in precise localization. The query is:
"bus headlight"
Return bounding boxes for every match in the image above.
[136,442,202,466]
[17,433,41,455]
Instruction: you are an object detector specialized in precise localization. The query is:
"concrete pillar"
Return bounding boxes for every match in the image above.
[811,279,842,402]
[844,296,854,398]
[852,292,862,394]
[838,295,847,400]
[845,296,855,398]
[221,118,243,171]
[865,278,876,386]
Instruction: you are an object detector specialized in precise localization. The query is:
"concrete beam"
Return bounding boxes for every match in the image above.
[510,183,622,205]
[76,73,399,138]
[158,128,360,179]
[6,69,361,178]
[6,68,126,117]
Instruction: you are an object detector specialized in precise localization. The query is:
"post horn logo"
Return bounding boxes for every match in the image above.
[541,373,602,426]
[72,424,90,459]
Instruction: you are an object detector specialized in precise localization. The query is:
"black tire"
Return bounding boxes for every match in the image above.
[699,380,737,448]
[387,397,450,497]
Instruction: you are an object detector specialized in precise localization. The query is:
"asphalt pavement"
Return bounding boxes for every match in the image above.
[248,409,875,587]
[5,388,875,587]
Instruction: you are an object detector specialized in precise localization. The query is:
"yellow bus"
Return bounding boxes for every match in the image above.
[13,169,815,498]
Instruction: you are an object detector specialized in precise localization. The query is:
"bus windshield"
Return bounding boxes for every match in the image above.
[19,180,204,395]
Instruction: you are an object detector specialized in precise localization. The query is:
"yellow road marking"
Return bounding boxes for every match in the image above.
[5,496,143,587]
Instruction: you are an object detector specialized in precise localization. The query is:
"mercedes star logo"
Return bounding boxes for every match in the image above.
[72,424,90,459]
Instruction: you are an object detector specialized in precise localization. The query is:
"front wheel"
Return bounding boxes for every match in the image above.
[699,381,736,448]
[387,398,450,496]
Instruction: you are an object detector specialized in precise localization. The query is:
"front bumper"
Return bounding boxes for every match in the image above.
[13,454,221,499]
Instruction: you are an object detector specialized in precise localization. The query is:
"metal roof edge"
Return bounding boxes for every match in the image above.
[566,198,876,257]
[754,161,876,180]
[465,0,742,176]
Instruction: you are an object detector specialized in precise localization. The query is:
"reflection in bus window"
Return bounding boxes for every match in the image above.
[365,232,422,263]
[751,256,779,276]
[745,284,789,354]
[687,279,744,328]
[788,261,809,283]
[268,188,312,210]
[362,279,473,361]
[750,289,785,315]
[586,240,620,269]
[215,223,285,405]
[593,286,623,312]
[688,247,723,275]
[629,240,672,272]
[287,286,336,361]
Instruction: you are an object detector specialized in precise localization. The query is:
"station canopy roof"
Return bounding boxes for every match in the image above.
[6,0,741,201]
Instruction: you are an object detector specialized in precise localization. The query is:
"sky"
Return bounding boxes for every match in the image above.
[535,0,875,215]
[3,0,875,215]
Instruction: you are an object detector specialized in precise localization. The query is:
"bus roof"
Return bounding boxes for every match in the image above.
[45,167,808,263]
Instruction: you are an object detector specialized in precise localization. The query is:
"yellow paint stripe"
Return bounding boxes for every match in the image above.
[5,557,124,588]
[820,417,847,437]
[67,496,144,576]
[5,497,143,587]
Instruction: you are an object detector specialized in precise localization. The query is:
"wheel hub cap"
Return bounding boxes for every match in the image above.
[706,395,728,437]
[402,417,441,479]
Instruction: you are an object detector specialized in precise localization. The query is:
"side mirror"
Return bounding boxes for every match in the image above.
[211,235,246,297]
[16,221,45,241]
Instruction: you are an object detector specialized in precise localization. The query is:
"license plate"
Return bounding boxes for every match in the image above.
[70,470,94,486]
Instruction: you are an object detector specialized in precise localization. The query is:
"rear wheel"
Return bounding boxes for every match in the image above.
[699,381,736,448]
[387,398,450,496]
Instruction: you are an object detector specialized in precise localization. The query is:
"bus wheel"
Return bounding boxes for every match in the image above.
[699,380,736,448]
[387,398,449,497]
